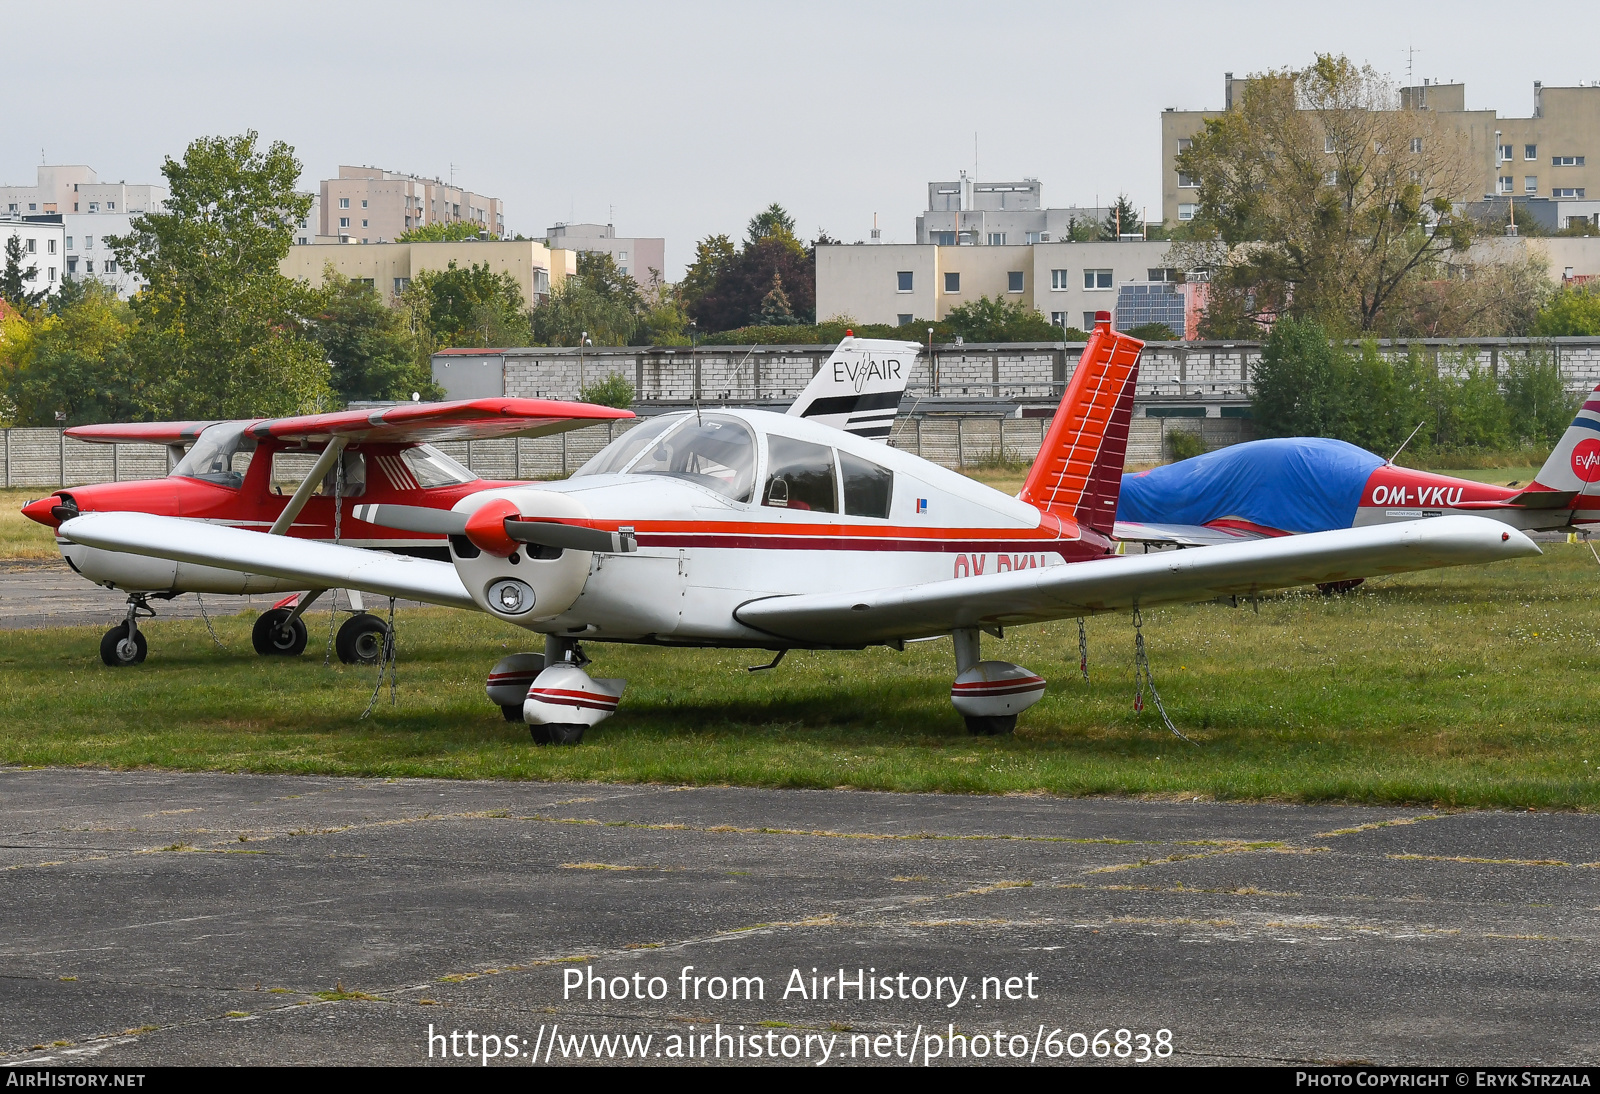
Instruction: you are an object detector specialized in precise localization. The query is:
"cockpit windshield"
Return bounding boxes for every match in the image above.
[400,444,476,488]
[572,412,756,502]
[172,423,255,489]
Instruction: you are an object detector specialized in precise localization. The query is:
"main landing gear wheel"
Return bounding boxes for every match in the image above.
[99,623,148,667]
[1317,578,1365,596]
[251,608,308,657]
[530,722,585,746]
[964,714,1017,737]
[335,613,390,665]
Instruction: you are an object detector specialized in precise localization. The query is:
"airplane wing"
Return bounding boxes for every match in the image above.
[66,398,634,447]
[735,516,1539,645]
[1112,520,1271,547]
[58,512,475,610]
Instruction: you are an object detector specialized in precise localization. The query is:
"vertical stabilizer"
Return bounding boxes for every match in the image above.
[787,336,919,442]
[1018,313,1143,534]
[1531,383,1600,494]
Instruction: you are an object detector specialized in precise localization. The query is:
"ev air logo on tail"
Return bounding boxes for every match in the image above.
[1571,438,1600,483]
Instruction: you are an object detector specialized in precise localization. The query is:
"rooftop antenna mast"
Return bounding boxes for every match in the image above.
[1405,45,1421,86]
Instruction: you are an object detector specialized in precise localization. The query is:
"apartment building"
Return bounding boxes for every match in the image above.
[1161,74,1600,227]
[0,215,67,299]
[279,239,575,308]
[544,223,666,286]
[320,166,504,243]
[816,240,1188,333]
[0,165,167,220]
[914,174,1108,245]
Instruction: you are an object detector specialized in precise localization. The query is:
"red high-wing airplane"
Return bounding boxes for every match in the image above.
[60,317,1537,743]
[24,338,919,667]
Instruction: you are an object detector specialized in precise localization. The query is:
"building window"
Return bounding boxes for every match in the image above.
[1324,136,1336,153]
[339,197,350,208]
[88,201,99,212]
[339,217,350,228]
[1499,176,1513,193]
[66,258,76,274]
[104,260,116,273]
[944,272,960,293]
[1050,311,1068,326]
[987,232,1006,245]
[394,277,411,294]
[1526,176,1539,193]
[106,201,114,211]
[1082,311,1098,329]
[361,219,368,228]
[1084,269,1112,290]
[1007,271,1024,293]
[24,238,35,254]
[65,236,74,250]
[1526,144,1538,160]
[1411,137,1423,154]
[5,203,14,212]
[897,313,913,326]
[47,239,56,255]
[1178,203,1198,221]
[47,267,56,282]
[1553,188,1586,199]
[1148,268,1178,282]
[896,271,913,292]
[361,199,368,208]
[618,251,627,261]
[1177,138,1192,152]
[1050,268,1070,290]
[1553,155,1585,167]
[1178,172,1198,188]
[1498,144,1514,162]
[27,203,35,211]
[934,231,956,246]
[85,260,93,274]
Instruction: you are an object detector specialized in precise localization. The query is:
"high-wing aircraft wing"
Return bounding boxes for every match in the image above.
[66,398,633,447]
[59,512,475,609]
[734,516,1538,645]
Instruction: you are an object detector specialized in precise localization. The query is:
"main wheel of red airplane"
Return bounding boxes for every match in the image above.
[964,715,1016,736]
[251,609,308,657]
[335,614,389,665]
[99,623,148,667]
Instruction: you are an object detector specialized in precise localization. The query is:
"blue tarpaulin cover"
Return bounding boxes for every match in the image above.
[1117,437,1386,534]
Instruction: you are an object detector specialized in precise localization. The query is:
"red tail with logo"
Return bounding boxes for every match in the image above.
[1018,313,1143,535]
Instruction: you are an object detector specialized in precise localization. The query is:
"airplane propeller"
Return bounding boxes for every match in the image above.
[352,503,635,556]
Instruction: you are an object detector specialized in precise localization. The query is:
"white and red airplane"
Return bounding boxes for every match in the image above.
[1117,383,1600,551]
[58,316,1537,743]
[25,337,918,667]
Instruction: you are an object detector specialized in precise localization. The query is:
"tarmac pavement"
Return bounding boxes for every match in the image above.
[1,768,1596,1067]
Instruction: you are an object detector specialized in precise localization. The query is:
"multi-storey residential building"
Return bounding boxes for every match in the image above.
[1161,74,1600,227]
[0,215,67,299]
[544,223,666,286]
[0,165,166,219]
[320,167,504,243]
[914,174,1109,246]
[279,239,575,309]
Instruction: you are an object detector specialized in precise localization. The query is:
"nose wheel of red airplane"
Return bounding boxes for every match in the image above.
[100,594,160,667]
[251,608,309,657]
[335,613,390,665]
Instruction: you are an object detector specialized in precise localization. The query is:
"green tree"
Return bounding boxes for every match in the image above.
[110,131,330,418]
[1249,317,1348,437]
[757,271,798,325]
[310,268,434,403]
[529,251,648,346]
[747,203,797,246]
[1124,322,1178,341]
[5,281,137,425]
[678,234,736,318]
[942,296,1058,342]
[1,235,46,310]
[403,260,527,348]
[1502,350,1577,444]
[578,373,635,408]
[1172,55,1478,334]
[1531,284,1600,336]
[1100,194,1142,240]
[396,221,493,243]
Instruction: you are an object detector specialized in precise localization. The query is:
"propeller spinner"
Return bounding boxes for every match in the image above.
[352,503,635,557]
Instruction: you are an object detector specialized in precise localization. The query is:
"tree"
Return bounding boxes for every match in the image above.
[4,281,137,425]
[678,234,736,318]
[1531,284,1600,336]
[310,268,433,403]
[942,296,1058,342]
[1249,317,1347,437]
[1100,195,1142,240]
[396,221,493,243]
[110,131,330,418]
[529,251,649,346]
[403,260,527,348]
[1172,55,1478,334]
[1,235,46,310]
[758,271,798,325]
[578,373,635,408]
[747,203,796,247]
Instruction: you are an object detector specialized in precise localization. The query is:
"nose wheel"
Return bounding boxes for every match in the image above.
[100,594,160,667]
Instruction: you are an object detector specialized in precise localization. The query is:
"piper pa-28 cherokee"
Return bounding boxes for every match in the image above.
[60,316,1538,743]
[25,336,919,667]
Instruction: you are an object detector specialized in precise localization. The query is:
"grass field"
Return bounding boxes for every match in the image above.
[0,488,63,560]
[1,536,1595,808]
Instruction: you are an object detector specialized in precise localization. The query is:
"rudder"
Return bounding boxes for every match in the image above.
[1019,312,1144,534]
[1531,382,1600,494]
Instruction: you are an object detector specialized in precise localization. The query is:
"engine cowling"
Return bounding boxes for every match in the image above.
[452,487,595,625]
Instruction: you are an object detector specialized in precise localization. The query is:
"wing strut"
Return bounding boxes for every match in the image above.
[269,438,347,536]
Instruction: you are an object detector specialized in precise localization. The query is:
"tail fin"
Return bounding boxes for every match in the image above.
[787,335,919,442]
[1019,313,1143,535]
[1531,382,1600,494]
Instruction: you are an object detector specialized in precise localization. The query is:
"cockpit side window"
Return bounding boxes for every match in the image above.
[171,423,254,489]
[840,450,893,518]
[763,436,837,513]
[626,414,756,502]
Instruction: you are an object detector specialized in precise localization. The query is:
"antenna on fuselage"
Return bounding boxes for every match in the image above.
[1387,421,1427,466]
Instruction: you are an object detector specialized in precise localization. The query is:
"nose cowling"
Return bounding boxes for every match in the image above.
[21,494,68,528]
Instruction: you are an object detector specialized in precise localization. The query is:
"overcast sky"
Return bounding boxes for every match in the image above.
[6,0,1599,277]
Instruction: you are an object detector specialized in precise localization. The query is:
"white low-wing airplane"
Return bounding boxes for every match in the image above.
[61,318,1538,743]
